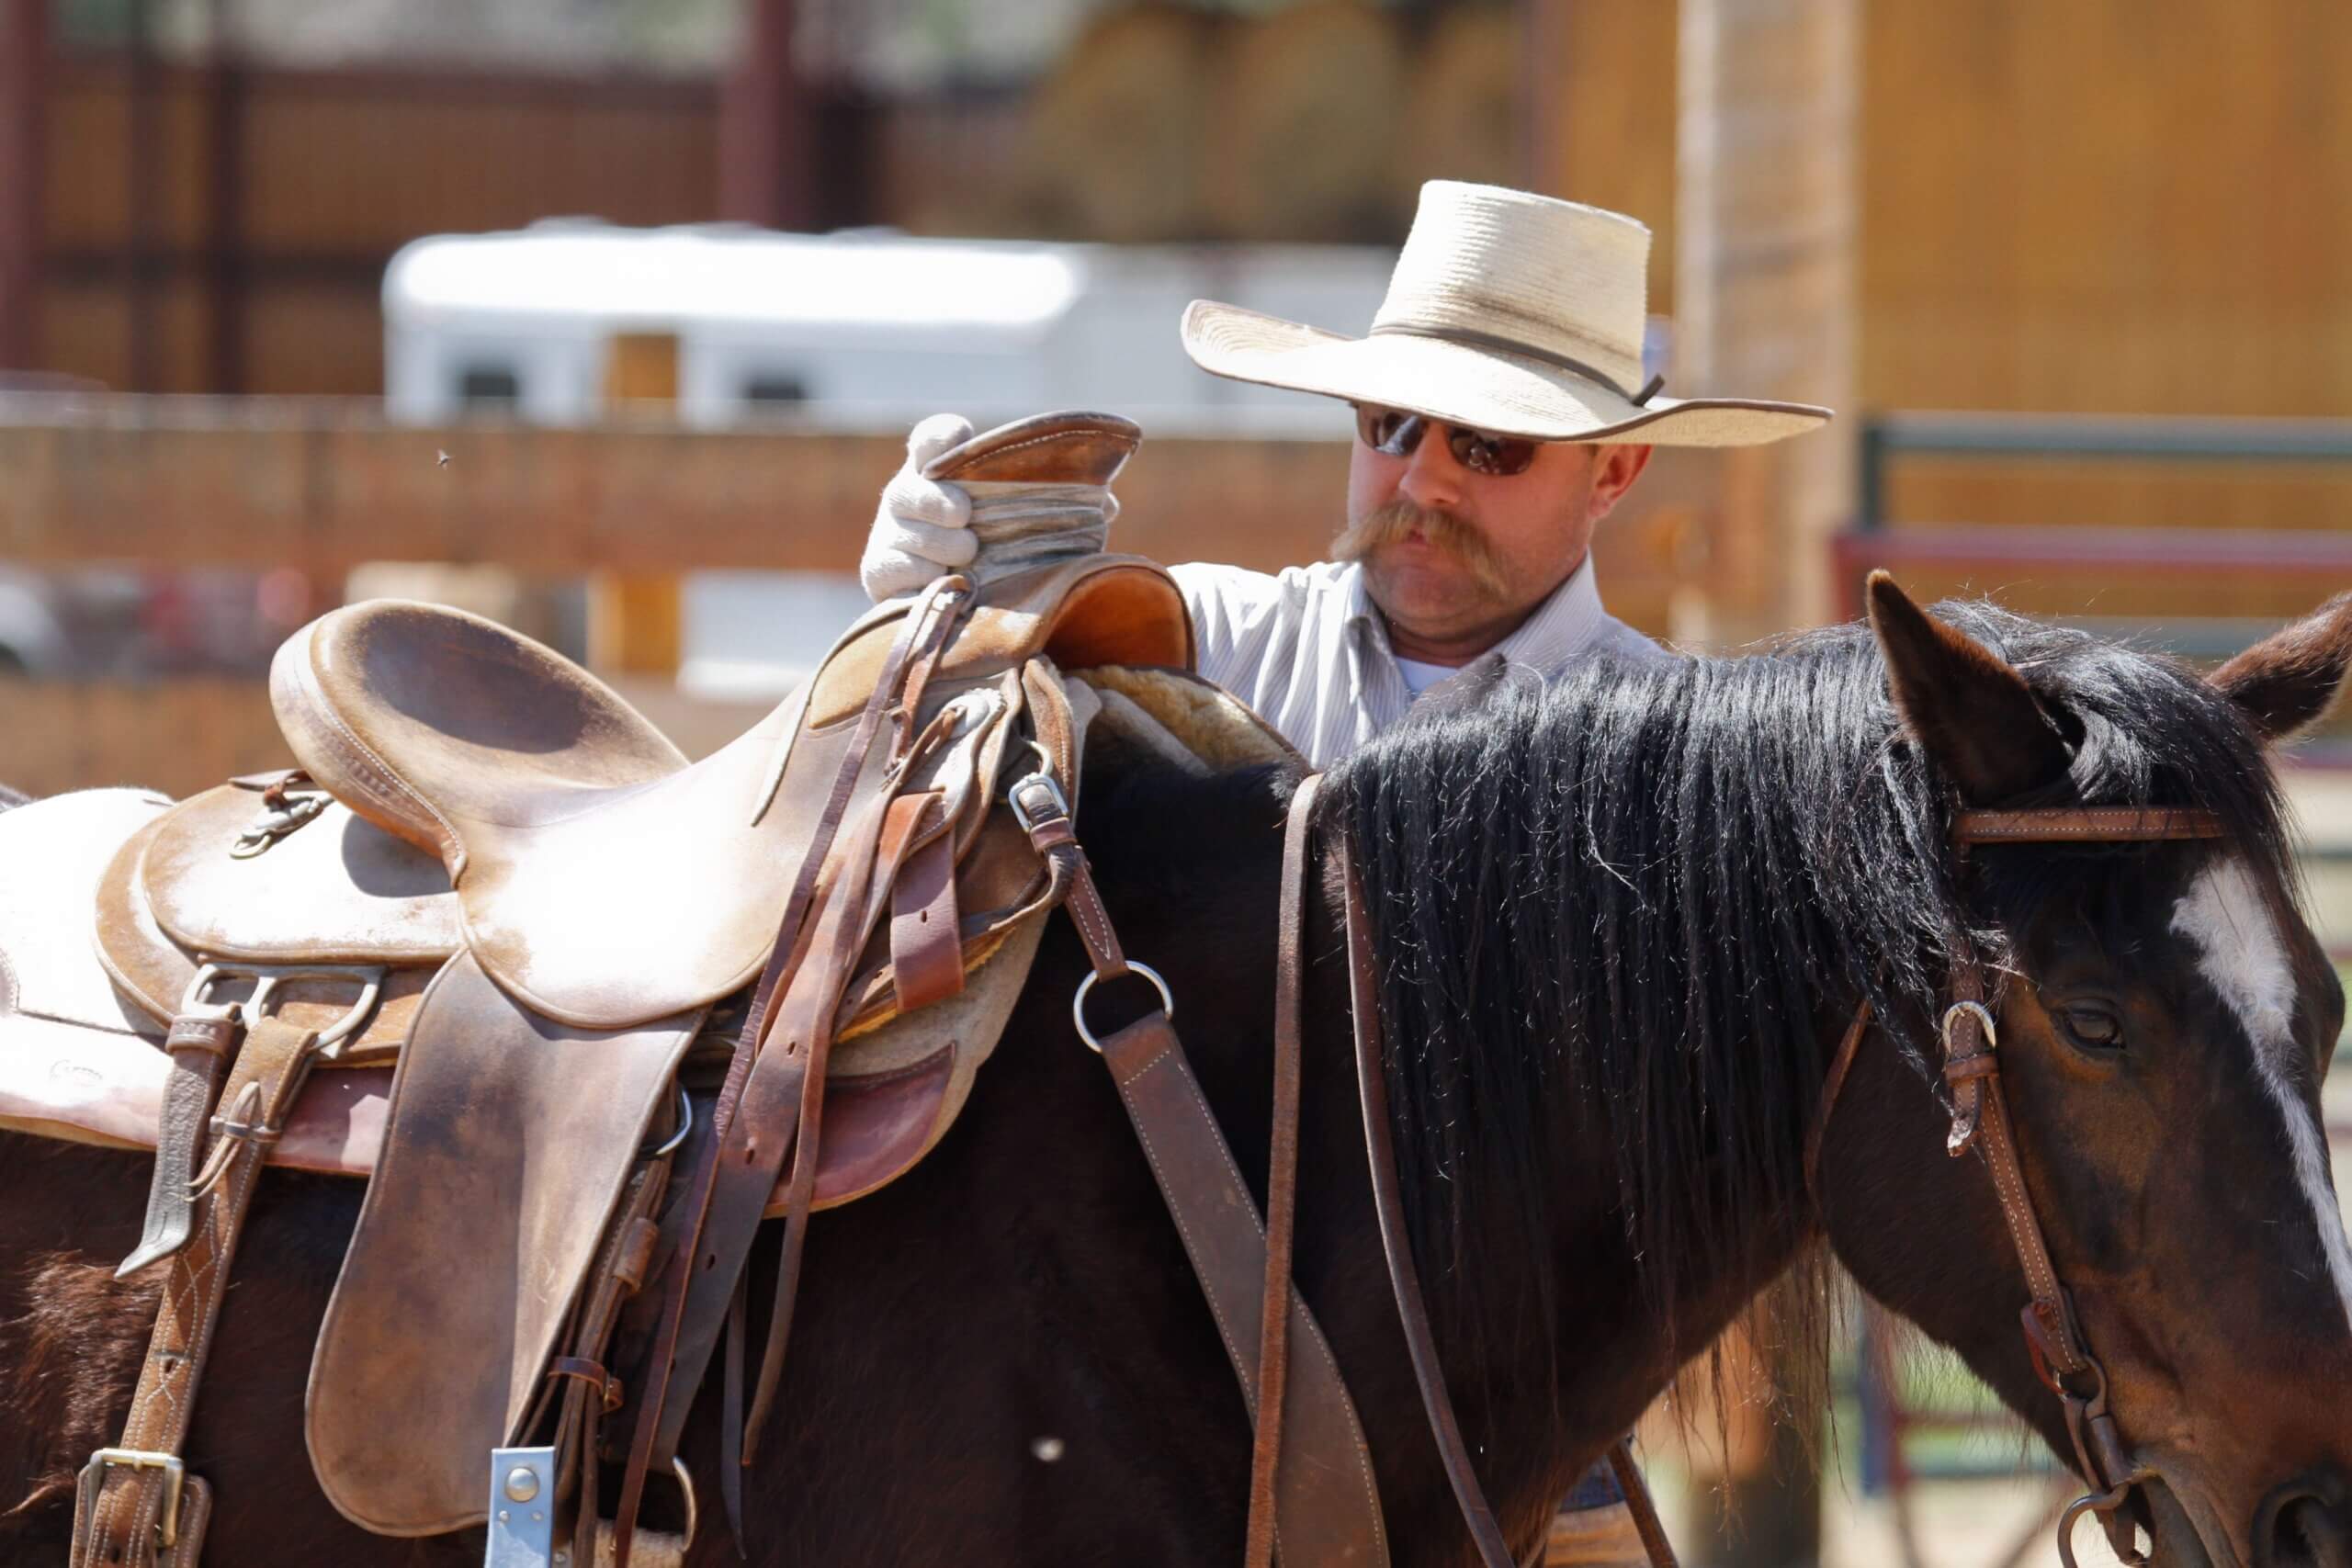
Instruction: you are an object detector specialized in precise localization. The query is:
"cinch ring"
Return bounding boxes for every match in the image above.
[643,1085,694,1159]
[1071,962,1175,1054]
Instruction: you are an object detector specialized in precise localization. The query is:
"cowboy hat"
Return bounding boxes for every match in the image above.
[1181,181,1831,446]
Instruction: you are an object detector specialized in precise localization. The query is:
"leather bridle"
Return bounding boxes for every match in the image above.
[1807,805,2228,1568]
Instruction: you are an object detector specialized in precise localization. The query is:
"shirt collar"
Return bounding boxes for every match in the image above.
[1342,555,1610,678]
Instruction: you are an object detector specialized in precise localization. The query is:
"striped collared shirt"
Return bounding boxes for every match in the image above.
[1173,555,1666,767]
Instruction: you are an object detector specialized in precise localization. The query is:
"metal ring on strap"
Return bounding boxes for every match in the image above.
[643,1085,695,1160]
[1071,962,1174,1054]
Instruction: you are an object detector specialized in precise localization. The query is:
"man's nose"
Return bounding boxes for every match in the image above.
[1396,424,1467,513]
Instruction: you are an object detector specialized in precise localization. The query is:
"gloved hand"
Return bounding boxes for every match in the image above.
[859,414,978,602]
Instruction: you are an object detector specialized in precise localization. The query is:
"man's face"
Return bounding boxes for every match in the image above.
[1338,407,1653,660]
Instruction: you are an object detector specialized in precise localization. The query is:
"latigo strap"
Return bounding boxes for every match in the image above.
[1067,773,1389,1565]
[72,1011,322,1568]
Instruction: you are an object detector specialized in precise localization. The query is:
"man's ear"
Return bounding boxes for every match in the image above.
[1584,443,1654,525]
[1866,572,2072,803]
[2209,592,2352,743]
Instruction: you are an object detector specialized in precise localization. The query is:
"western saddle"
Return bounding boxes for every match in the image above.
[3,409,1669,1568]
[3,411,1422,1568]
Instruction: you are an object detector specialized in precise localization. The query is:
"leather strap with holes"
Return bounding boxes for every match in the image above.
[70,1013,320,1568]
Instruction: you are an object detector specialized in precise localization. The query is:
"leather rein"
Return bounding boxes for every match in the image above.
[1806,805,2228,1568]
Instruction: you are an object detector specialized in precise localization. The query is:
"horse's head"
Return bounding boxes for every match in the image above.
[1826,580,2352,1567]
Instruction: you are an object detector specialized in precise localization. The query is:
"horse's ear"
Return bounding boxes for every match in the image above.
[1866,572,2071,803]
[2209,592,2352,743]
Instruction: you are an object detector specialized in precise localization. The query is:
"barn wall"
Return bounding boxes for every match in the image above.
[1860,1,2352,537]
[40,59,718,396]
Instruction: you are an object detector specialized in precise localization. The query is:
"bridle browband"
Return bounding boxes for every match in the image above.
[1807,805,2229,1568]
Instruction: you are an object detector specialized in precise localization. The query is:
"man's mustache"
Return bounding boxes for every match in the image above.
[1331,500,1511,600]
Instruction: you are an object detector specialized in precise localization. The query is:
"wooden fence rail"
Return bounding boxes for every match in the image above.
[0,393,1767,795]
[0,398,1349,576]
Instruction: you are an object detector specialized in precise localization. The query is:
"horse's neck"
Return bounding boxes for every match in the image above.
[1427,1001,1840,1518]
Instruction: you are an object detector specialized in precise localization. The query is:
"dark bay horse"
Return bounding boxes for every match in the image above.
[4,579,2351,1566]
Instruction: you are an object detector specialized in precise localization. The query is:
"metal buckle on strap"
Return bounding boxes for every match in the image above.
[1939,999,2000,1153]
[180,962,388,1061]
[85,1448,186,1548]
[1008,771,1071,834]
[1939,998,1998,1055]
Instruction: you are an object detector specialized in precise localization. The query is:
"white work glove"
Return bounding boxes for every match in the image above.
[859,414,978,602]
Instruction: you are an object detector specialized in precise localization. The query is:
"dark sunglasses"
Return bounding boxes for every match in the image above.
[1352,404,1541,478]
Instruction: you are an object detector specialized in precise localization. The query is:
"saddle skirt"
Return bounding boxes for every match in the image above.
[0,665,1293,1206]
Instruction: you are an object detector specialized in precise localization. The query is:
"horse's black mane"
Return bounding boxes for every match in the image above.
[1329,602,2294,1394]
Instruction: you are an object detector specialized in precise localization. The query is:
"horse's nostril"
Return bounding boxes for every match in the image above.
[2264,1492,2352,1568]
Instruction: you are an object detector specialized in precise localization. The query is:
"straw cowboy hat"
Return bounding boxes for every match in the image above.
[1182,181,1831,446]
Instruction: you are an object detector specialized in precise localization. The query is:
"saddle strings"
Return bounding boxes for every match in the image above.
[959,480,1117,583]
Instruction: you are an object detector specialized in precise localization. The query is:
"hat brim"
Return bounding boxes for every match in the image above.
[1181,300,1831,447]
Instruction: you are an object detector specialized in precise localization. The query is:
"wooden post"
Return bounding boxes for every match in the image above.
[1676,0,1858,641]
[124,0,160,393]
[1675,8,1858,1552]
[720,0,813,229]
[587,333,686,677]
[1520,1,1679,315]
[0,0,44,372]
[203,0,246,394]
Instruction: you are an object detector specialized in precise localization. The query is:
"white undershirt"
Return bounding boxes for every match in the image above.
[1393,656,1460,695]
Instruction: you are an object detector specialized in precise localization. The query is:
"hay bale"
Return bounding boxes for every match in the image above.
[1204,0,1408,242]
[1016,3,1222,241]
[1393,6,1523,202]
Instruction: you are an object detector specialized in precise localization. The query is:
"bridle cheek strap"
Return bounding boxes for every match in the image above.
[1807,805,2225,1568]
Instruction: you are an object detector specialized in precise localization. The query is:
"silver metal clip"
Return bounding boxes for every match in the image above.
[482,1445,558,1568]
[230,788,331,858]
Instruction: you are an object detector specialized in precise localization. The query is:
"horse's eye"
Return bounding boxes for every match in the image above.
[2056,1005,2125,1052]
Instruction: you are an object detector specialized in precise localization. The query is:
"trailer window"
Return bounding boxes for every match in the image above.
[744,374,808,404]
[458,366,521,408]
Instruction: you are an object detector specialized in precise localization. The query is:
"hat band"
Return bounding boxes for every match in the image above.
[1368,322,1663,407]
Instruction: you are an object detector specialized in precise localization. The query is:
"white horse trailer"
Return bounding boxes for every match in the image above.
[382,222,1397,435]
[379,223,1397,696]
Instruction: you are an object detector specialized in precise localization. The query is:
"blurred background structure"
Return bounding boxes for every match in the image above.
[1,3,2348,1563]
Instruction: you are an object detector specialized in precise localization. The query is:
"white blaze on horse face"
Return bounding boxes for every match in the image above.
[2172,857,2352,1333]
